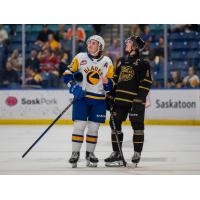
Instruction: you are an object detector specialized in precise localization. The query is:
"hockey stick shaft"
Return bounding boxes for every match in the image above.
[110,112,127,167]
[22,99,75,158]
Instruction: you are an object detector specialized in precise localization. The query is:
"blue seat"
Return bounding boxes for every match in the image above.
[169,32,181,40]
[31,25,43,32]
[10,43,22,51]
[185,51,200,60]
[11,34,21,42]
[168,61,188,70]
[16,25,22,32]
[150,42,159,49]
[26,34,37,42]
[169,41,188,50]
[170,51,186,60]
[181,32,199,40]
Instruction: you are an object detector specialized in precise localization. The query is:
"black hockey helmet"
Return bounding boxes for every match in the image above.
[125,35,145,51]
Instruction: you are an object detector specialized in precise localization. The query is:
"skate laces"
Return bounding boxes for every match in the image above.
[72,151,79,158]
[89,152,96,159]
[133,152,140,159]
[110,151,118,158]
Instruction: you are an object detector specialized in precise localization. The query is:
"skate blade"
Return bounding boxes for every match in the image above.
[71,163,77,168]
[86,161,97,167]
[105,161,124,167]
[130,162,139,168]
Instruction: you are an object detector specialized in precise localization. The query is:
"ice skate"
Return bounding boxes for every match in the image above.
[131,151,141,167]
[86,151,98,167]
[104,151,124,167]
[69,151,80,168]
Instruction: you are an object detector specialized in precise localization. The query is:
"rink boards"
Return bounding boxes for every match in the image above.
[0,89,200,125]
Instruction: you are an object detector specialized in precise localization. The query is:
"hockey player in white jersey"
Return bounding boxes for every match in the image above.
[63,35,114,168]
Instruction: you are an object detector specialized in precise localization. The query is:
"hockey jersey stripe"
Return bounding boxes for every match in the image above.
[138,86,150,91]
[114,98,133,103]
[115,90,138,96]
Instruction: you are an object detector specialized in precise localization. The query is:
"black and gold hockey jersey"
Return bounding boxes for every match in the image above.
[111,55,152,107]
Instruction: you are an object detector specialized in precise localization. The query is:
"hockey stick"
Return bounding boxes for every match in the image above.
[22,99,75,158]
[109,109,127,167]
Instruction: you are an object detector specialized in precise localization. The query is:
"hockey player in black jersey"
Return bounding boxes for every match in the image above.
[105,35,152,167]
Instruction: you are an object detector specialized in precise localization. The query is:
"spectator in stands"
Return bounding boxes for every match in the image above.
[55,50,69,87]
[8,49,22,72]
[42,33,61,51]
[55,24,67,41]
[0,25,8,45]
[167,70,183,88]
[169,24,186,32]
[76,39,87,53]
[39,48,60,88]
[137,25,152,60]
[153,36,164,58]
[35,24,54,49]
[55,25,71,53]
[66,26,86,42]
[92,24,104,35]
[150,55,163,86]
[9,25,17,36]
[141,25,152,44]
[0,42,7,71]
[169,24,200,33]
[1,60,20,88]
[26,49,40,71]
[184,24,200,32]
[25,67,43,88]
[65,26,87,54]
[130,24,141,36]
[183,66,200,88]
[56,50,68,77]
[106,38,121,65]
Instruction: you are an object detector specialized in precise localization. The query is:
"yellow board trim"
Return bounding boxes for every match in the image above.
[0,119,200,126]
[116,90,138,96]
[0,119,74,125]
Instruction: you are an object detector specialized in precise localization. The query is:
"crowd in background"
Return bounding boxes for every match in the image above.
[0,24,200,89]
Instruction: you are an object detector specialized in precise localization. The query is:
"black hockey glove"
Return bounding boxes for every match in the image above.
[106,93,115,111]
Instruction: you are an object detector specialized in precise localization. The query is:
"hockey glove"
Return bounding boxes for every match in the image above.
[73,71,83,82]
[103,78,114,91]
[69,83,85,100]
[63,71,83,85]
[63,73,73,85]
[106,93,115,111]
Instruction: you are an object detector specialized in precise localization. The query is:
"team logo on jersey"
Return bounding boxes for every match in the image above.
[118,66,134,82]
[80,60,87,65]
[87,71,100,85]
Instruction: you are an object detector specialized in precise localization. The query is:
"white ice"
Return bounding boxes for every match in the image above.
[0,124,200,175]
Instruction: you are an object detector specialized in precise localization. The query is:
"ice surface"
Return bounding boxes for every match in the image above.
[0,124,200,175]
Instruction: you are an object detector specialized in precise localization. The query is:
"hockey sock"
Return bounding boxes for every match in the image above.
[133,130,144,152]
[86,121,100,152]
[72,120,87,152]
[111,130,123,152]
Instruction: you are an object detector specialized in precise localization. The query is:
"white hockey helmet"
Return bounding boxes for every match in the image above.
[86,35,105,52]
